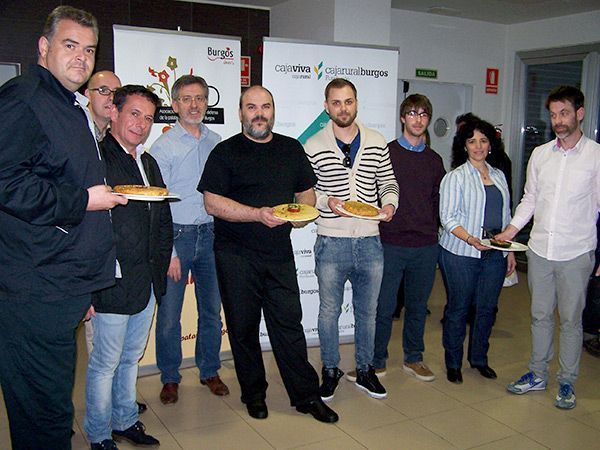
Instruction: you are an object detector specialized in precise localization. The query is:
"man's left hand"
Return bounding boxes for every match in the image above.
[83,305,96,322]
[379,204,395,222]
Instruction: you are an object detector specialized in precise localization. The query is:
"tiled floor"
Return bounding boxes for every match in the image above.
[2,270,600,449]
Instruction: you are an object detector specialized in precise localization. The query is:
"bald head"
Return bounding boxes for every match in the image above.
[239,85,275,142]
[85,71,122,135]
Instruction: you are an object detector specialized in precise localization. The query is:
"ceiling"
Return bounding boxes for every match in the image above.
[187,0,600,24]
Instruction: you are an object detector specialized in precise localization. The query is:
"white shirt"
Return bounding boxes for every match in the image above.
[511,134,600,261]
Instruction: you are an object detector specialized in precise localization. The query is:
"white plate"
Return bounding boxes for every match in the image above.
[113,192,180,202]
[335,204,386,220]
[480,239,528,252]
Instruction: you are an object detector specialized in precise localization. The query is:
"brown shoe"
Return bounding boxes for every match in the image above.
[201,375,230,396]
[160,382,179,404]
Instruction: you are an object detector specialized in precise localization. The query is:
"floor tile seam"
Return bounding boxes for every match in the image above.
[464,431,551,449]
[571,414,600,433]
[155,403,244,434]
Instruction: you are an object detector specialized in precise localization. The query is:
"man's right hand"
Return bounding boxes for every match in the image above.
[87,185,128,211]
[257,207,286,228]
[167,256,182,282]
[494,224,519,243]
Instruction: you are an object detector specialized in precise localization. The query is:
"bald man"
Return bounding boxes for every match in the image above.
[198,86,338,424]
[85,70,122,141]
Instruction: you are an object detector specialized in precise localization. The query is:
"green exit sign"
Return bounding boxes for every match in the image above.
[416,68,438,79]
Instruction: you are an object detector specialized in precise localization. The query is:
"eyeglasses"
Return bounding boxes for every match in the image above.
[176,95,207,105]
[89,86,117,96]
[405,110,430,120]
[342,144,352,168]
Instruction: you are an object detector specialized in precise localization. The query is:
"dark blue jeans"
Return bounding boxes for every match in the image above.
[155,223,222,384]
[439,247,506,369]
[373,243,439,367]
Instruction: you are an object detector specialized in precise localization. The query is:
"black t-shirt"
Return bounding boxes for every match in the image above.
[198,132,317,261]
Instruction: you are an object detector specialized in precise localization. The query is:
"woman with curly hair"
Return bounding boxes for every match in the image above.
[439,119,516,383]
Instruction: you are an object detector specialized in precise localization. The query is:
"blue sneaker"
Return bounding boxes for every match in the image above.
[555,383,576,409]
[507,371,547,394]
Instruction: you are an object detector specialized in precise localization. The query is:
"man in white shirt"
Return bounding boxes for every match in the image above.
[499,86,600,409]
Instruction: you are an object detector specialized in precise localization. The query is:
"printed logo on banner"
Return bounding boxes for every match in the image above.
[297,268,315,278]
[294,248,313,257]
[146,56,225,127]
[207,46,235,65]
[273,59,389,82]
[313,61,323,80]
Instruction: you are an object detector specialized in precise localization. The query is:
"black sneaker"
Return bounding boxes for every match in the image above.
[319,367,344,402]
[91,439,118,450]
[583,337,600,357]
[355,366,387,399]
[112,421,159,447]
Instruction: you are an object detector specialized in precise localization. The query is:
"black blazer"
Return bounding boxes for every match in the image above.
[93,132,173,314]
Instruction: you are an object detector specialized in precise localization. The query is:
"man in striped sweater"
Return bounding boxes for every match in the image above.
[304,78,399,401]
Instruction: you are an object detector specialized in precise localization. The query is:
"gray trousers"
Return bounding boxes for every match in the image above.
[527,249,594,385]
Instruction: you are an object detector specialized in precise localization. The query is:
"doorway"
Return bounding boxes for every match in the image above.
[398,79,473,171]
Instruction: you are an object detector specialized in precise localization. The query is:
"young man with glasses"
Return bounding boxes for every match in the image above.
[304,78,399,402]
[85,70,122,141]
[150,74,229,404]
[372,94,445,383]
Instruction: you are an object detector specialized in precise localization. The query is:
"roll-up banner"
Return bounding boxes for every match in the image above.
[113,25,241,373]
[262,38,399,346]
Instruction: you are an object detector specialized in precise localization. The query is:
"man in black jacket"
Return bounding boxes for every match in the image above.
[0,6,126,449]
[84,85,173,449]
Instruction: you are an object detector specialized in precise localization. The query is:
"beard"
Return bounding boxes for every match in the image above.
[330,110,357,128]
[243,115,274,140]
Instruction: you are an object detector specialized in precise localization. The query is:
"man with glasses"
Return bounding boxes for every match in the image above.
[85,70,121,141]
[304,78,399,402]
[500,86,600,409]
[372,94,445,384]
[151,74,229,404]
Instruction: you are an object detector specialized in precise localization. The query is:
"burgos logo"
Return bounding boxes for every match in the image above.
[207,47,235,64]
[313,61,323,80]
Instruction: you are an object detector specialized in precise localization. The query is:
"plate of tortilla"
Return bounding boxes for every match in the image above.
[272,203,319,222]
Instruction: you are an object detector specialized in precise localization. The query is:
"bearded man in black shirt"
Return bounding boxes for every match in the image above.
[198,86,338,424]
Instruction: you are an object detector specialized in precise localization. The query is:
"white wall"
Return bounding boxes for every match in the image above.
[390,9,506,126]
[333,0,391,46]
[270,0,335,42]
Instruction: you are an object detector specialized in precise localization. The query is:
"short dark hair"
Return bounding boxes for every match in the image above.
[239,85,275,109]
[42,5,98,42]
[113,85,161,112]
[451,119,500,168]
[545,85,584,111]
[172,75,209,103]
[325,78,357,101]
[400,94,432,118]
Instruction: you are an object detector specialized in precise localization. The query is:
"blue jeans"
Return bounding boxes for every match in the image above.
[439,247,506,369]
[373,243,438,367]
[315,235,384,371]
[85,295,156,443]
[155,223,222,383]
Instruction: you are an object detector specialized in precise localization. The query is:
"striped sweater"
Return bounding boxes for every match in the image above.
[304,120,399,238]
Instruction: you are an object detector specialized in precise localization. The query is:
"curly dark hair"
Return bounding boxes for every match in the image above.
[451,119,500,168]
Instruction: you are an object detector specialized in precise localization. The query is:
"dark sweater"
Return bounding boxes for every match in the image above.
[379,140,446,247]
